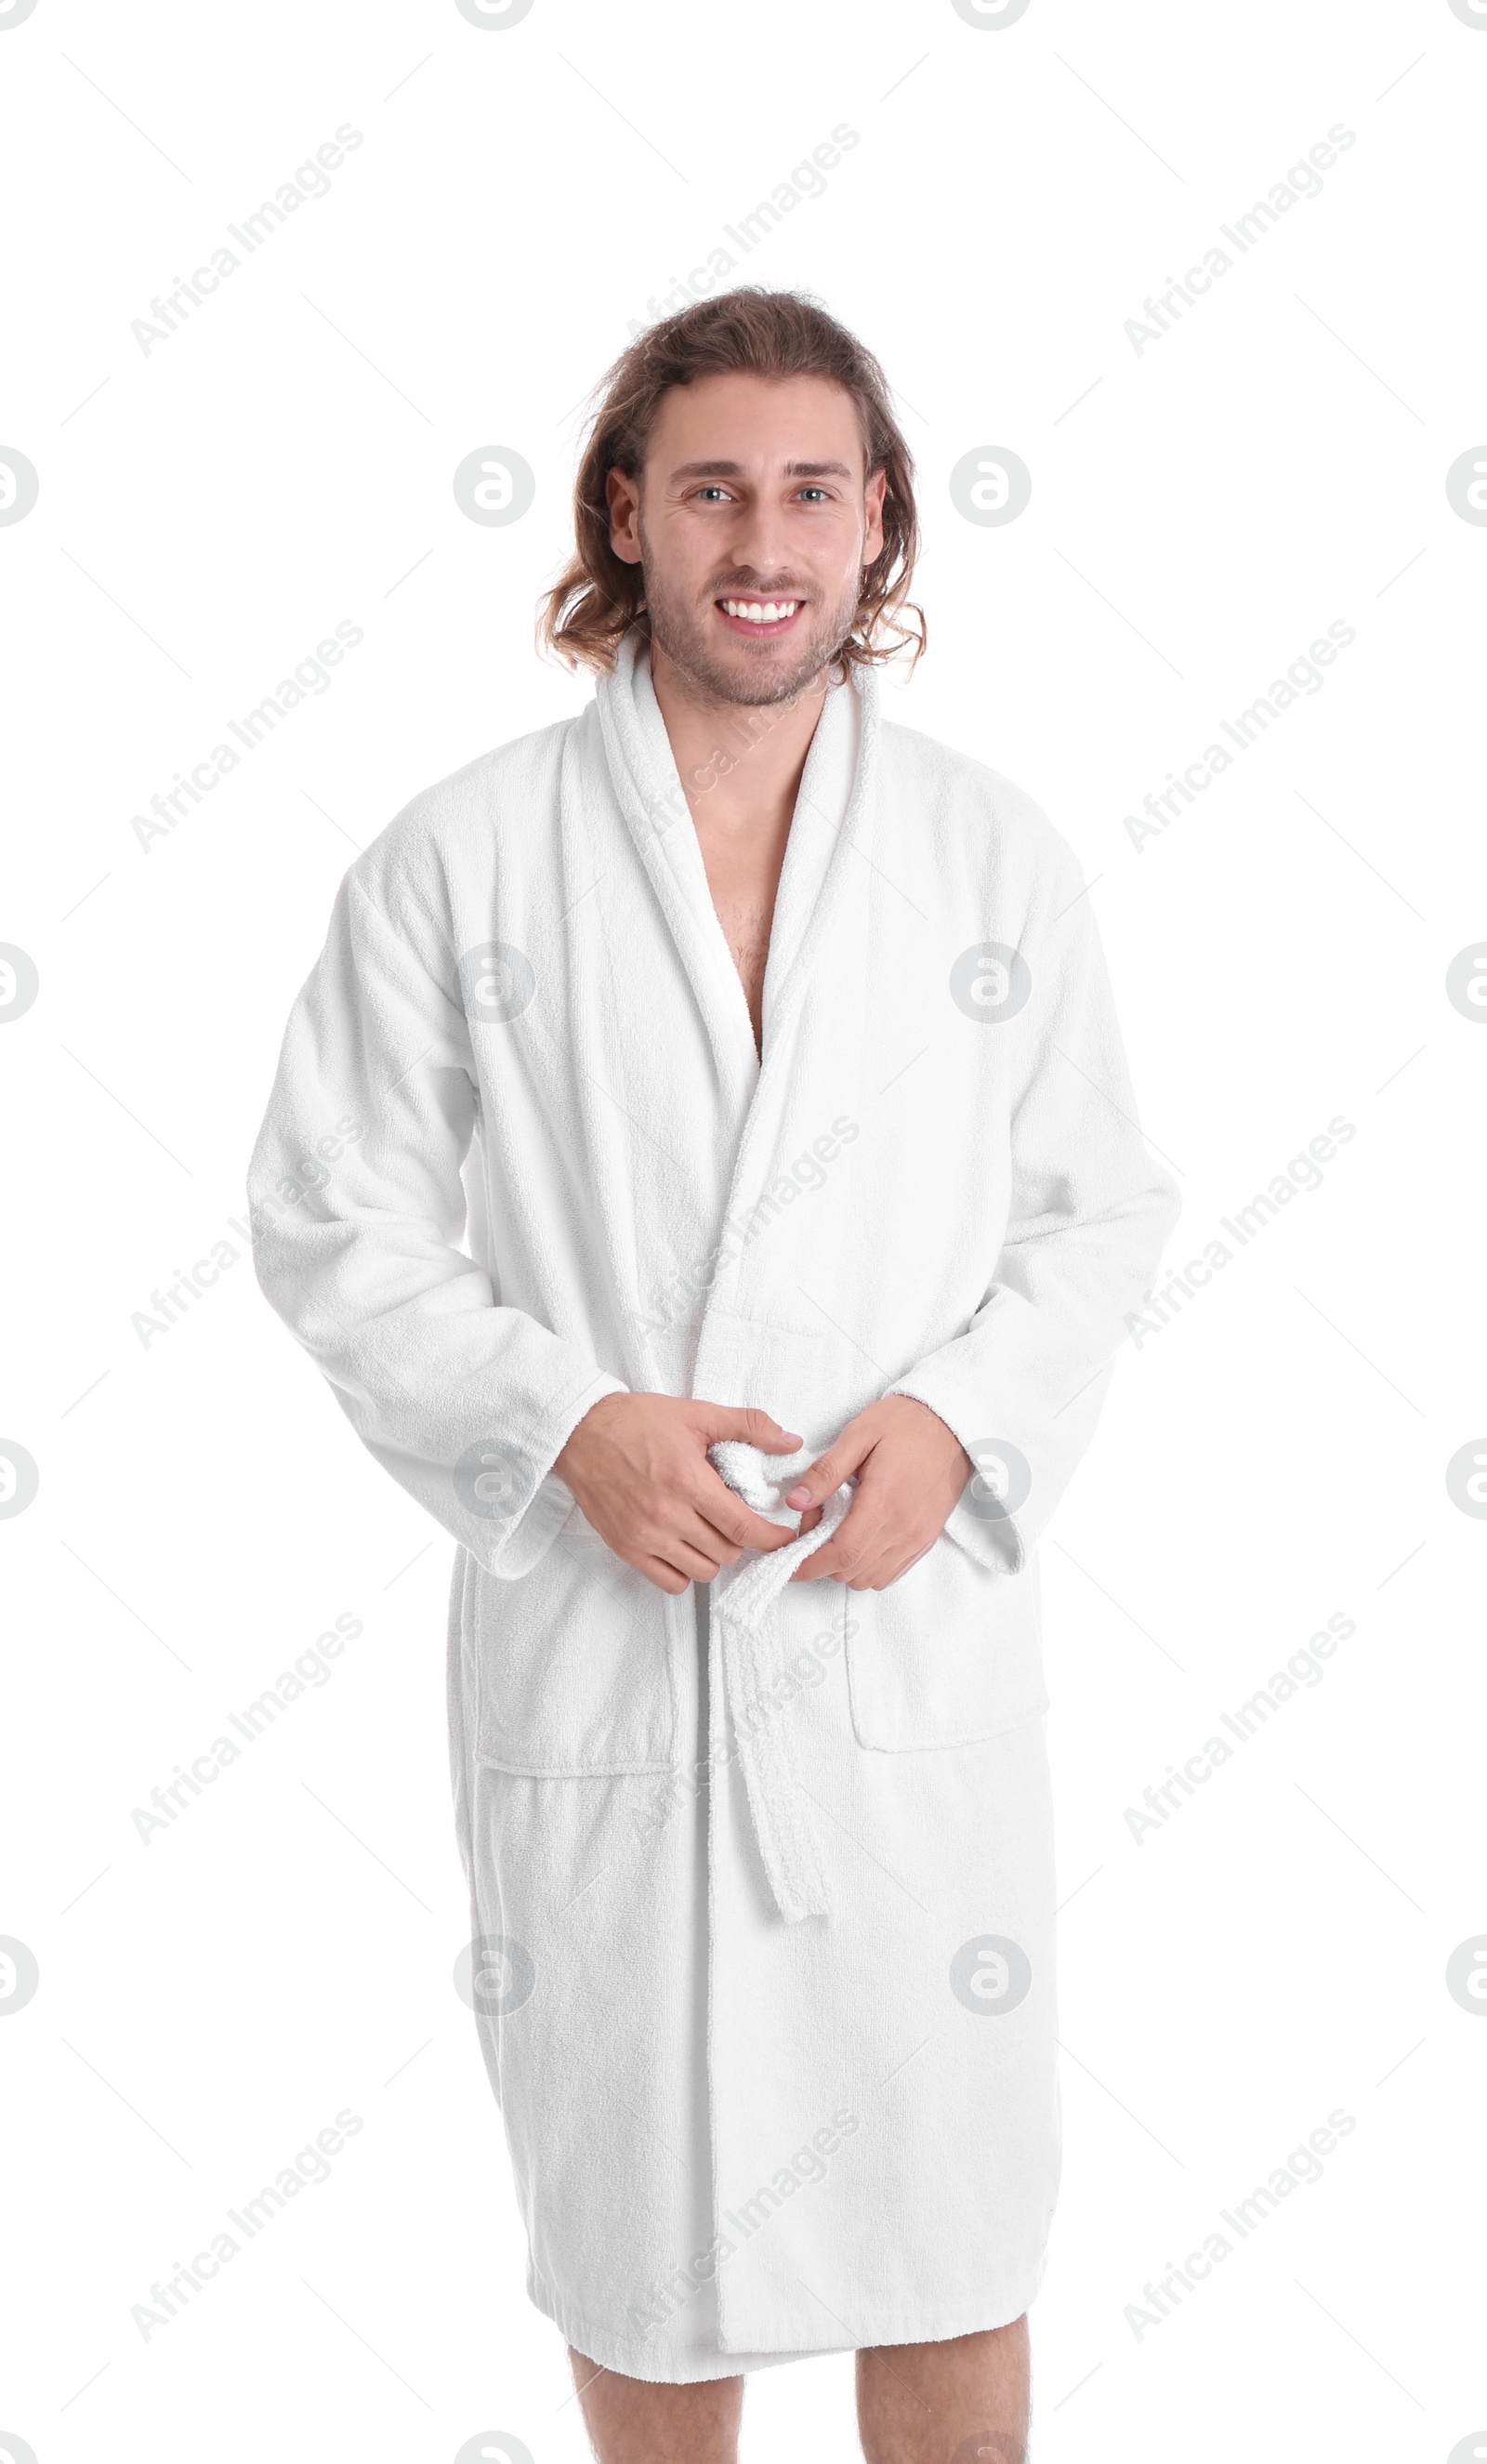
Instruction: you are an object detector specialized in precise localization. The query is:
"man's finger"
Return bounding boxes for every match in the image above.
[789,1489,882,1583]
[691,1464,796,1553]
[664,1506,744,1575]
[696,1403,803,1454]
[635,1553,691,1596]
[792,1538,884,1588]
[783,1422,876,1511]
[659,1531,732,1586]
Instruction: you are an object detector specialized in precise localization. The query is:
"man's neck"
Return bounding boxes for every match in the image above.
[648,636,831,843]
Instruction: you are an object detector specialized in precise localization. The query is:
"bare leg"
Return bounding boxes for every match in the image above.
[567,2344,744,2464]
[855,2317,1030,2464]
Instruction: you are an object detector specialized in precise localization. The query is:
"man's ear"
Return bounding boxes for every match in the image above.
[862,465,888,567]
[607,465,642,566]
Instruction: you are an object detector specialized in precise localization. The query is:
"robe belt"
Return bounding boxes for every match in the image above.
[705,1442,853,1925]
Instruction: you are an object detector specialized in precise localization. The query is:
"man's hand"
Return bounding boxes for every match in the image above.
[553,1395,803,1595]
[783,1396,973,1592]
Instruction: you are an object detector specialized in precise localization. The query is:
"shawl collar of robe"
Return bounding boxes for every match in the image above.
[585,626,875,1411]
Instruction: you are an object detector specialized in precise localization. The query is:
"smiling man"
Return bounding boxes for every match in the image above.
[249,289,1179,2464]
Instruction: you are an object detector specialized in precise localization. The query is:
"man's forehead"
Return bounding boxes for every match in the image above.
[644,372,868,479]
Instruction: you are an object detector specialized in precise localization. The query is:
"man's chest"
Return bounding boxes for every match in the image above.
[692,832,791,1055]
[707,885,774,1032]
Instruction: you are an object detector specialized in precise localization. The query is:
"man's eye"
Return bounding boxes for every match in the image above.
[796,487,829,503]
[696,486,731,502]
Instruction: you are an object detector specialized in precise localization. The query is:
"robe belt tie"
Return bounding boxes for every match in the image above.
[705,1442,853,1925]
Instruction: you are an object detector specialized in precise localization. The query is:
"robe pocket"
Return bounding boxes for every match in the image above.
[467,1527,680,1775]
[844,1537,1048,1751]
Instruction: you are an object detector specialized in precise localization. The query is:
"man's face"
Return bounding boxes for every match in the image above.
[606,372,888,706]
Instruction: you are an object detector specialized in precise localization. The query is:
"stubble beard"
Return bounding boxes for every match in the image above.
[638,524,862,709]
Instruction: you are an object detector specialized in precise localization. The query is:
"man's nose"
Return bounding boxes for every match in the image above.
[727,500,797,579]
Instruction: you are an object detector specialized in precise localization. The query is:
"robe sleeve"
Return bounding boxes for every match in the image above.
[247,866,627,1578]
[885,847,1180,1575]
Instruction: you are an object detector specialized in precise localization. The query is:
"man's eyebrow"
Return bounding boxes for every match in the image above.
[665,457,858,481]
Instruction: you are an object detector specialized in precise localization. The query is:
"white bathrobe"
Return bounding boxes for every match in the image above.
[247,627,1179,2380]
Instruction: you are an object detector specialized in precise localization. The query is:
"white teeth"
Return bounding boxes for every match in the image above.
[722,599,799,624]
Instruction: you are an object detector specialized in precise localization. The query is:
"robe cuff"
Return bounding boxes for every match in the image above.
[883,1375,1028,1578]
[479,1369,630,1581]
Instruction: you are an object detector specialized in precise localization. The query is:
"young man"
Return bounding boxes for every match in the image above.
[249,289,1179,2464]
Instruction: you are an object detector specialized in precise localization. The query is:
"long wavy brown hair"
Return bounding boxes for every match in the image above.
[536,287,925,676]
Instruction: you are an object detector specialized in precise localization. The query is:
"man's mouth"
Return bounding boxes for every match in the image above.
[715,596,805,639]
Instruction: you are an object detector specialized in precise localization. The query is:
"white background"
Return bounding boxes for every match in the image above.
[2,0,1483,2457]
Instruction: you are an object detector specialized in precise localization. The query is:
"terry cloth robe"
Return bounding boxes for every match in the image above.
[247,626,1181,2381]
